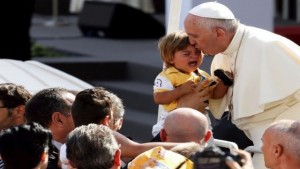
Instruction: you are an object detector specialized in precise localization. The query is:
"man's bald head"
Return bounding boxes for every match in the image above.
[262,120,300,169]
[161,108,210,144]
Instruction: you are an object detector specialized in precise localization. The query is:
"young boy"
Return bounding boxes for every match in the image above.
[152,31,230,138]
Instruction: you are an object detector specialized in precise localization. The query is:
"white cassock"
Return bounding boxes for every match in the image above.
[208,23,300,169]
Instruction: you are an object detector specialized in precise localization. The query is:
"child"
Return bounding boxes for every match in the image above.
[152,31,230,138]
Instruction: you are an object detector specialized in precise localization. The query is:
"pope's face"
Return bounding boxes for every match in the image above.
[184,14,223,55]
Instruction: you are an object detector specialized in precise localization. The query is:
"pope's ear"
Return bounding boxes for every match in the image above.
[215,27,226,38]
[274,144,283,158]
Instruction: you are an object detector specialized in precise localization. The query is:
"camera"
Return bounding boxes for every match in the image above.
[213,69,233,86]
[193,146,243,169]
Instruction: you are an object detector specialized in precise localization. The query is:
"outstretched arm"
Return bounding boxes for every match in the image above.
[113,131,180,158]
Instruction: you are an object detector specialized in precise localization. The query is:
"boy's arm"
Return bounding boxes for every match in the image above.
[154,81,195,104]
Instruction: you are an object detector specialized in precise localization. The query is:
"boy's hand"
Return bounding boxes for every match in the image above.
[177,80,196,95]
[177,87,210,113]
[198,78,217,92]
[197,79,216,95]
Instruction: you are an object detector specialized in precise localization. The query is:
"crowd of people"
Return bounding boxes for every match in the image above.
[0,83,251,169]
[0,1,300,169]
[0,82,299,169]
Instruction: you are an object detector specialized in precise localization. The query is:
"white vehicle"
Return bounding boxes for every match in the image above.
[0,59,93,94]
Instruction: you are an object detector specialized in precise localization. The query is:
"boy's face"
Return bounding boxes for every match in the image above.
[171,45,203,73]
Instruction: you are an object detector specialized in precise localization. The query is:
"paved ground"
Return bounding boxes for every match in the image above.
[31,14,214,70]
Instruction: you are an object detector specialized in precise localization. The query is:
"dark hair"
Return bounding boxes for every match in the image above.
[72,87,113,127]
[0,83,31,108]
[0,122,52,169]
[25,87,72,127]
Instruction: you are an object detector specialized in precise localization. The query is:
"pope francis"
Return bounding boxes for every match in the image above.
[184,2,300,169]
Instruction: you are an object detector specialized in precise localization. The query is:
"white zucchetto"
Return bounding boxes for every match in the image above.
[189,2,235,19]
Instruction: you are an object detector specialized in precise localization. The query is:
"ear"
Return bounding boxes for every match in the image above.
[52,112,63,127]
[169,56,176,65]
[274,144,283,158]
[14,105,25,118]
[114,149,121,167]
[215,27,225,38]
[204,130,212,143]
[101,115,110,126]
[160,129,167,142]
[40,152,48,162]
[117,118,124,130]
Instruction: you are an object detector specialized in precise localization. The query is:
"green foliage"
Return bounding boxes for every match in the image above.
[31,43,63,57]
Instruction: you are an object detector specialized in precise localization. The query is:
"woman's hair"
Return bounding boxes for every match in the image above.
[158,31,190,68]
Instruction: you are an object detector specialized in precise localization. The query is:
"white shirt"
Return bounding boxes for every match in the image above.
[52,140,63,150]
[60,144,68,169]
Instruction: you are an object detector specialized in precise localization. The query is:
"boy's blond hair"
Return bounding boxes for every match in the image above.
[158,31,190,68]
